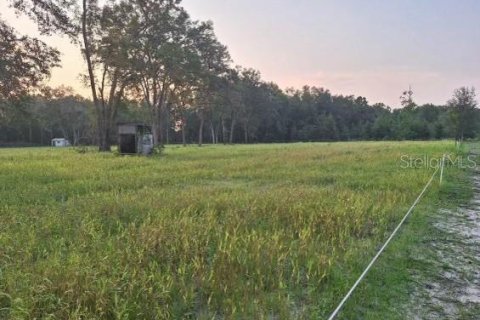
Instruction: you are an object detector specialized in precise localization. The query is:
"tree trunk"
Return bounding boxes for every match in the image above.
[182,122,186,147]
[243,122,248,144]
[158,114,164,147]
[73,129,79,146]
[216,124,220,144]
[98,122,111,152]
[221,117,227,144]
[82,0,107,152]
[165,128,169,145]
[153,123,160,147]
[210,122,215,144]
[28,122,32,143]
[95,110,112,151]
[152,105,162,147]
[229,118,236,144]
[82,0,115,152]
[165,107,170,145]
[198,112,204,147]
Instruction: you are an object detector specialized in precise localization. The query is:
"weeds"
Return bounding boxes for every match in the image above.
[0,141,455,319]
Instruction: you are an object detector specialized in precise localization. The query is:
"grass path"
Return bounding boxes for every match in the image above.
[407,144,480,319]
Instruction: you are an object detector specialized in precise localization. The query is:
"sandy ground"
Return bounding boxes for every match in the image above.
[409,167,480,319]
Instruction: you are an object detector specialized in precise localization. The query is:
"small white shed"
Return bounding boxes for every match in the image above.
[51,138,71,147]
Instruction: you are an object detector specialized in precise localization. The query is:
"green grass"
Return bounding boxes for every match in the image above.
[334,144,471,319]
[0,141,458,319]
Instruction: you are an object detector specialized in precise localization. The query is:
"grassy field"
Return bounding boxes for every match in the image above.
[0,141,458,319]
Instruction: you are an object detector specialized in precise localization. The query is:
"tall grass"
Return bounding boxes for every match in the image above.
[0,141,453,319]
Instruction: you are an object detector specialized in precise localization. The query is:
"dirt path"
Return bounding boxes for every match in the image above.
[409,152,480,319]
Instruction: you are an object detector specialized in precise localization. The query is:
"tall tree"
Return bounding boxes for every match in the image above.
[448,87,477,141]
[10,0,133,151]
[170,84,195,146]
[237,68,263,143]
[81,0,133,151]
[120,0,191,146]
[400,86,416,110]
[190,21,230,146]
[6,0,128,150]
[223,68,244,144]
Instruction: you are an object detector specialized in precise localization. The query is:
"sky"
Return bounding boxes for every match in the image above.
[1,0,480,107]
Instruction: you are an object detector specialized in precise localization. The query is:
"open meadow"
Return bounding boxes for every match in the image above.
[0,141,458,319]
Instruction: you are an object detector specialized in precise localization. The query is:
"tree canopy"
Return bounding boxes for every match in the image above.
[1,0,479,148]
[0,20,60,101]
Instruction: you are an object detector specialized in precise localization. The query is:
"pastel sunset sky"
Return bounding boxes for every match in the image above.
[2,0,479,107]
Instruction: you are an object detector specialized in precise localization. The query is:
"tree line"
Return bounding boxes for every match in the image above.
[1,0,478,148]
[1,84,477,147]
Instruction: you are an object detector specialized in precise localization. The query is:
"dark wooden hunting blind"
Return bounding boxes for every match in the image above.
[117,123,153,155]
